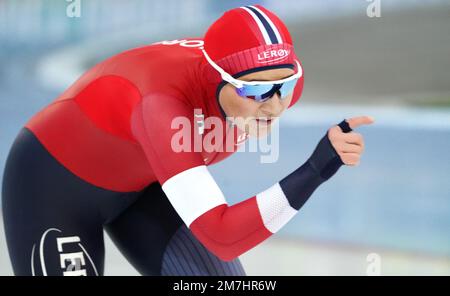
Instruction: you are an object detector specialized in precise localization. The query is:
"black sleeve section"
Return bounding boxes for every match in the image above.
[279,123,347,211]
[279,161,324,211]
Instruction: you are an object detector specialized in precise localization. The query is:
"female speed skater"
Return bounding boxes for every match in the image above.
[2,5,374,276]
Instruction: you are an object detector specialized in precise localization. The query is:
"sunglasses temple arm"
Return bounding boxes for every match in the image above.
[202,49,243,88]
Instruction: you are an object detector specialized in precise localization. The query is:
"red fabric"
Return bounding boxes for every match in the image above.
[26,39,232,191]
[216,43,296,76]
[204,5,293,61]
[190,198,273,261]
[74,75,141,142]
[204,5,296,75]
[204,9,262,61]
[25,100,155,192]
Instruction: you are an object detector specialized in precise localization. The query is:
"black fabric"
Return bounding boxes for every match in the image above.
[280,121,348,210]
[338,120,353,133]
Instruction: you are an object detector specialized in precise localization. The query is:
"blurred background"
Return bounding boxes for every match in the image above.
[1,0,449,275]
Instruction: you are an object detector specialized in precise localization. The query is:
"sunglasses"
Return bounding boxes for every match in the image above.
[203,49,303,102]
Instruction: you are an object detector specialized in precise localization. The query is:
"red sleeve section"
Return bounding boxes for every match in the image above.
[190,197,273,261]
[130,93,204,185]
